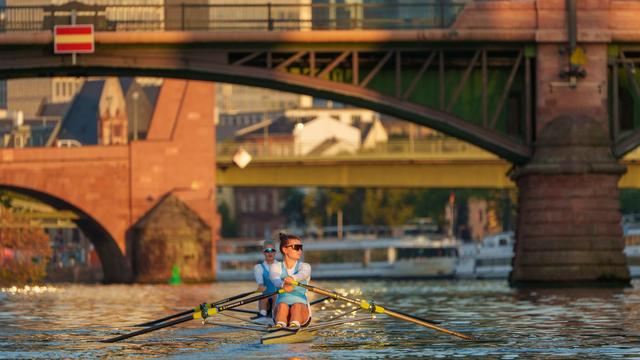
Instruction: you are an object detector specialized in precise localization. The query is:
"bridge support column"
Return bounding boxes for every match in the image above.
[510,43,630,285]
[510,116,629,285]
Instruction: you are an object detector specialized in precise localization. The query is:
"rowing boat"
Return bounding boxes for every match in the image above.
[205,298,375,345]
[100,283,475,344]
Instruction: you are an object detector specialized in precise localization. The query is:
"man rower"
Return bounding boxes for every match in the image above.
[253,240,279,320]
[269,233,311,329]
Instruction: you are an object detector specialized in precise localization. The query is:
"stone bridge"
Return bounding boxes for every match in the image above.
[0,79,216,283]
[2,0,640,284]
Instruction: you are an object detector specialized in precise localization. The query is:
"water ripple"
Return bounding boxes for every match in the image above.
[1,280,640,358]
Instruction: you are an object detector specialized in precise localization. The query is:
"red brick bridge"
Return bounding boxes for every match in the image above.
[0,80,216,283]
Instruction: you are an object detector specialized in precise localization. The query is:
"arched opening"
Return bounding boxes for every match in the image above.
[0,185,131,284]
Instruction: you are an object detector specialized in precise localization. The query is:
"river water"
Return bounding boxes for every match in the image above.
[1,280,640,359]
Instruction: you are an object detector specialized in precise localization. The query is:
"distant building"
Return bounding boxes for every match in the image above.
[217,111,283,142]
[120,78,161,141]
[216,84,310,124]
[380,114,440,139]
[0,81,6,109]
[295,114,361,155]
[234,187,285,239]
[50,77,160,146]
[7,77,83,117]
[0,109,59,148]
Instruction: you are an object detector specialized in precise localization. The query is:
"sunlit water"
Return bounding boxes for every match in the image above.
[1,280,640,359]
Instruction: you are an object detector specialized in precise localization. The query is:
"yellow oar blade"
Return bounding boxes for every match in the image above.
[291,281,476,341]
[382,307,475,340]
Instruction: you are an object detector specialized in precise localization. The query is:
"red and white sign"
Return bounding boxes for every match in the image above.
[54,25,95,54]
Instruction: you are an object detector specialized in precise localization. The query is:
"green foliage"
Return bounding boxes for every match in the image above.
[282,186,517,233]
[281,188,306,226]
[217,201,237,237]
[621,189,640,214]
[0,190,12,209]
[363,189,416,226]
[0,207,52,286]
[303,189,328,227]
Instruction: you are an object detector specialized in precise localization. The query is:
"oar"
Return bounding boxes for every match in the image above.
[100,289,284,343]
[132,290,258,327]
[291,281,475,341]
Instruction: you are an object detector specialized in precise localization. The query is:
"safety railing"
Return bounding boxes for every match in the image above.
[217,138,497,161]
[0,1,471,32]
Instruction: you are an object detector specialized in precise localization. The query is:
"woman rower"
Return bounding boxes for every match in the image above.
[269,233,311,329]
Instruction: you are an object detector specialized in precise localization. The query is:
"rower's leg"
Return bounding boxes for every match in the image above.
[274,303,290,327]
[258,298,269,315]
[289,303,310,327]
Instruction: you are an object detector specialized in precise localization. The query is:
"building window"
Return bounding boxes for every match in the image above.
[248,194,256,212]
[259,193,268,212]
[239,195,247,213]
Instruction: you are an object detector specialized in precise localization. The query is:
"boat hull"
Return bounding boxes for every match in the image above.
[260,328,317,344]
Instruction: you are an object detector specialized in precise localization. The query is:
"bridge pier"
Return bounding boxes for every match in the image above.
[510,42,630,285]
[510,116,629,285]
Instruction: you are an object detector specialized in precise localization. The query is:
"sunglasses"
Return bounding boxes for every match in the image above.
[263,248,276,253]
[284,244,303,251]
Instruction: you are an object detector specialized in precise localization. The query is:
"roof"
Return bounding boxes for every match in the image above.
[38,102,71,118]
[360,122,373,142]
[56,80,104,145]
[133,193,209,231]
[234,115,295,140]
[119,77,135,94]
[142,85,161,106]
[306,137,338,156]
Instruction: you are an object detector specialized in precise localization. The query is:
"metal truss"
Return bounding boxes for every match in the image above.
[228,46,533,157]
[610,46,640,157]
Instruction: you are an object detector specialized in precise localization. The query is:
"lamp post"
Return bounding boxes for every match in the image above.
[132,90,139,141]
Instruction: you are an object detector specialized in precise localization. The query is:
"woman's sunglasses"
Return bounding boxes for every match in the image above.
[263,248,276,253]
[284,244,303,251]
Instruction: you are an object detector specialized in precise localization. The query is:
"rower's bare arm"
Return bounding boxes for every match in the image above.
[269,263,284,287]
[291,263,311,282]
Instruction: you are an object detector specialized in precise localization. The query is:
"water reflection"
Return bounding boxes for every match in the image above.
[1,280,639,358]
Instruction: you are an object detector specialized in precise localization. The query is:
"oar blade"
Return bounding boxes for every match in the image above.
[382,307,475,341]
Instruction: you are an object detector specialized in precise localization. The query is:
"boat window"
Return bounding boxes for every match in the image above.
[499,238,508,246]
[397,247,457,260]
[476,258,511,266]
[625,235,640,246]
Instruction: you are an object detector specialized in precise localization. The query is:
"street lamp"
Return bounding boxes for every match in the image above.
[132,91,139,141]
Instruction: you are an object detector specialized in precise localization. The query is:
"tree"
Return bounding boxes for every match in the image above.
[362,189,415,227]
[217,201,237,237]
[303,189,328,228]
[0,207,52,286]
[621,189,640,215]
[281,188,306,226]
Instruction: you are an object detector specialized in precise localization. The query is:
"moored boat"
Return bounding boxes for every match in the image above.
[217,237,459,281]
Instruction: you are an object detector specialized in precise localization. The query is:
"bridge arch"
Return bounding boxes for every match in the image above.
[0,46,531,163]
[0,185,131,283]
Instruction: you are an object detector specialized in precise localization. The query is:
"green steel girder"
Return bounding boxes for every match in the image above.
[610,45,640,157]
[0,42,534,163]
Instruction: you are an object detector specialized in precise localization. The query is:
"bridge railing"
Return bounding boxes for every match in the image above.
[0,1,471,32]
[217,138,498,161]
